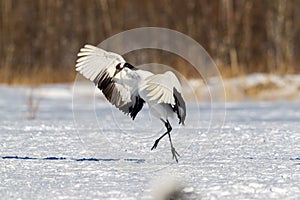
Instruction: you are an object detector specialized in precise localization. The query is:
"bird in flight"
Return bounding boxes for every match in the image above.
[75,45,186,162]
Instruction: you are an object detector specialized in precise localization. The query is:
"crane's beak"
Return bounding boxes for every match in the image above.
[113,69,121,78]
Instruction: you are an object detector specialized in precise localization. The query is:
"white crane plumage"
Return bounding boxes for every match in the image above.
[75,44,186,162]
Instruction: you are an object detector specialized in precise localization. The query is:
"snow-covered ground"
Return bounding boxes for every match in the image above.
[1,75,299,199]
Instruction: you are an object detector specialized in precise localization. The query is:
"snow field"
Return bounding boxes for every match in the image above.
[0,79,299,199]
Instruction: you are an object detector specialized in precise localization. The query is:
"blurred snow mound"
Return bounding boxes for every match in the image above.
[185,73,300,101]
[149,175,195,200]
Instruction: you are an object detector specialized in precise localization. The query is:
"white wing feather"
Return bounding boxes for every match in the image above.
[145,71,182,104]
[75,44,148,119]
[75,44,125,82]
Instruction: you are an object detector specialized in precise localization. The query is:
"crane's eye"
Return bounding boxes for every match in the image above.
[116,63,121,70]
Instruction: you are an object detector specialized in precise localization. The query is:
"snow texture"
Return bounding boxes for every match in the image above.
[0,79,299,199]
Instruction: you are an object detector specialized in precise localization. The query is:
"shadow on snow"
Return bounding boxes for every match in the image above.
[1,156,145,163]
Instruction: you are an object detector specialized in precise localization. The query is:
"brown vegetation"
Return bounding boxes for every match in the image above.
[1,0,300,85]
[244,81,280,97]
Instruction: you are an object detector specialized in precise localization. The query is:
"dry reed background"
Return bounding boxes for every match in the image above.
[1,0,300,85]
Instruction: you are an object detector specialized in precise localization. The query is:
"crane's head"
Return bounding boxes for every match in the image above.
[114,62,136,77]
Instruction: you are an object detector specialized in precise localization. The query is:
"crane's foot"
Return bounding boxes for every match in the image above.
[171,146,180,163]
[151,131,169,151]
[151,139,159,150]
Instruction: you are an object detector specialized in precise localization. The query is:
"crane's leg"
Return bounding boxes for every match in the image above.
[151,120,180,162]
[168,130,180,162]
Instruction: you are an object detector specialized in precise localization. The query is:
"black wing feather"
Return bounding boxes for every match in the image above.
[129,96,145,120]
[96,65,144,120]
[97,71,118,104]
[172,88,186,125]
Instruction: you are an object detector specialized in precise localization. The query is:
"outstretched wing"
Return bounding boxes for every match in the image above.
[75,44,145,120]
[76,44,125,84]
[144,71,186,124]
